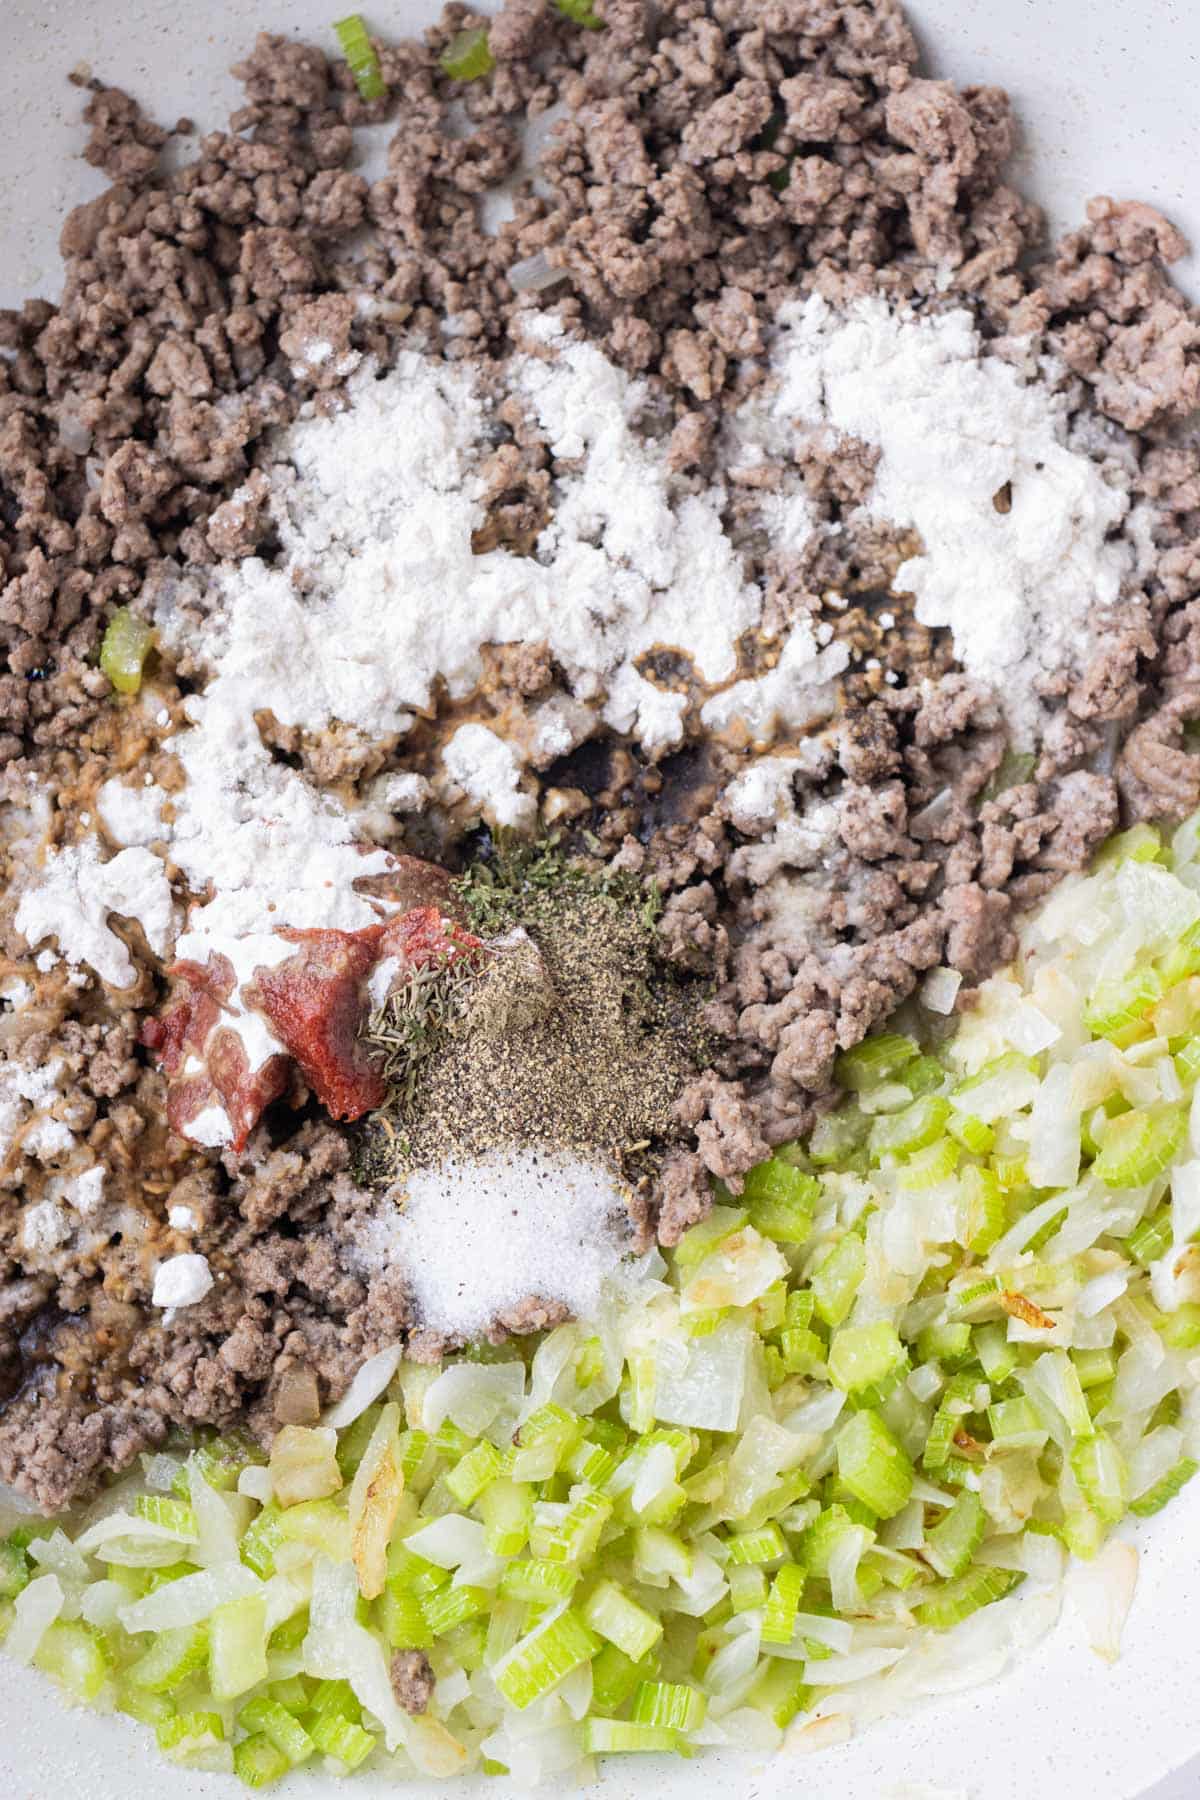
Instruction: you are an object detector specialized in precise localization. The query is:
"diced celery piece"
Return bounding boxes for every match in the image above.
[1129,1457,1199,1517]
[835,1033,918,1092]
[238,1696,315,1767]
[1125,1209,1174,1266]
[553,0,605,27]
[914,1565,1022,1628]
[673,1206,749,1272]
[581,1718,680,1755]
[582,1579,663,1661]
[500,1559,578,1605]
[741,1159,818,1243]
[631,1680,706,1732]
[478,1477,534,1556]
[332,13,387,102]
[0,1539,29,1599]
[240,1504,285,1578]
[209,1595,269,1701]
[959,1165,1006,1255]
[423,1584,488,1635]
[1093,1106,1186,1189]
[747,1659,813,1728]
[724,1523,786,1566]
[917,1320,973,1365]
[1084,966,1163,1039]
[811,1234,866,1328]
[897,1137,959,1191]
[128,1622,208,1694]
[976,1322,1019,1386]
[728,1563,768,1613]
[807,1108,869,1167]
[378,1588,432,1650]
[948,1111,995,1154]
[34,1620,109,1704]
[1070,1431,1127,1525]
[590,1641,655,1714]
[308,1713,376,1769]
[493,1608,599,1710]
[233,1733,290,1788]
[100,606,154,695]
[156,1711,225,1763]
[923,1491,985,1579]
[445,1439,504,1506]
[987,1395,1048,1451]
[836,1410,914,1519]
[1161,1305,1200,1349]
[869,1095,950,1156]
[530,1487,612,1563]
[761,1563,804,1645]
[440,25,494,80]
[135,1495,197,1535]
[829,1321,905,1395]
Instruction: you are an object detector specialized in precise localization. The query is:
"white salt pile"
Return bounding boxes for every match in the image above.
[363,1147,632,1338]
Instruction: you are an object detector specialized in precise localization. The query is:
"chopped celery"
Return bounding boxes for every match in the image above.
[582,1719,680,1754]
[493,1608,599,1709]
[923,1491,985,1579]
[445,1439,504,1506]
[238,1696,315,1767]
[631,1680,706,1731]
[478,1477,534,1556]
[378,1588,433,1649]
[209,1595,268,1701]
[233,1733,290,1788]
[869,1095,950,1156]
[741,1159,818,1243]
[810,1234,866,1328]
[828,1321,905,1395]
[1093,1106,1186,1188]
[1129,1457,1199,1517]
[553,0,605,27]
[724,1523,786,1565]
[581,1580,663,1660]
[747,1660,813,1728]
[0,1539,29,1599]
[308,1713,375,1768]
[1070,1432,1127,1525]
[423,1584,488,1635]
[835,1033,918,1091]
[333,13,387,101]
[836,1410,914,1519]
[99,606,154,695]
[914,1566,1022,1628]
[761,1563,804,1645]
[591,1641,655,1713]
[1125,1209,1174,1266]
[34,1620,109,1704]
[440,25,494,80]
[128,1622,208,1694]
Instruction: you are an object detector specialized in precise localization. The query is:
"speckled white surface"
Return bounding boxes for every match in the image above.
[2,2,1200,1796]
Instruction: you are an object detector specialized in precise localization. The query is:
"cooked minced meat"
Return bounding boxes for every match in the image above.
[0,0,1197,1511]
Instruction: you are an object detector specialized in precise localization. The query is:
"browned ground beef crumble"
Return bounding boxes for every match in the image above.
[0,0,1198,1510]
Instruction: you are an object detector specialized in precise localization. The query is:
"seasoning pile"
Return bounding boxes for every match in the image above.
[0,0,1197,1513]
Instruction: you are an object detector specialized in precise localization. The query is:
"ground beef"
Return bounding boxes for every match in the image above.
[1,0,1198,1512]
[390,1649,436,1715]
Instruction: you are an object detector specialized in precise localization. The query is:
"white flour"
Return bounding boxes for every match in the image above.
[750,295,1133,743]
[14,840,174,988]
[170,318,844,767]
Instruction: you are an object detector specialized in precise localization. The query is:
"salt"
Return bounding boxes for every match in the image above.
[363,1147,630,1337]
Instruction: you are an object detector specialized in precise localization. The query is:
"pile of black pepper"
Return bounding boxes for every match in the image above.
[357,844,707,1223]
